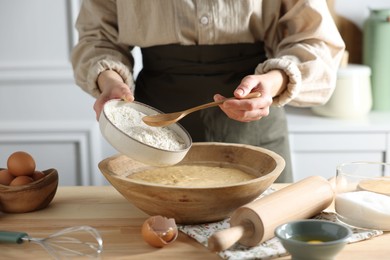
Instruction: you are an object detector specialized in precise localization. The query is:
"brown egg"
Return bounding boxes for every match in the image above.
[7,151,36,176]
[32,170,45,181]
[0,169,15,185]
[141,215,178,248]
[9,176,34,186]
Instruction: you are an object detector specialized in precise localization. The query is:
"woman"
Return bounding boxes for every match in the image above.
[71,0,345,182]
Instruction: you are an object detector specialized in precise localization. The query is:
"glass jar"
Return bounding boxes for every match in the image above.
[335,161,390,230]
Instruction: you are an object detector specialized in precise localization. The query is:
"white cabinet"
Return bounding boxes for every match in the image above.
[287,107,390,181]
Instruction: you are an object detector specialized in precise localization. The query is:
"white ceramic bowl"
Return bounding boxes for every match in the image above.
[99,100,192,166]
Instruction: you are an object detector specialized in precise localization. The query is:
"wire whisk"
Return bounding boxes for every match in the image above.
[0,225,103,259]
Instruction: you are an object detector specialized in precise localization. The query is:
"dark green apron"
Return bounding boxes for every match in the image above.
[135,43,292,182]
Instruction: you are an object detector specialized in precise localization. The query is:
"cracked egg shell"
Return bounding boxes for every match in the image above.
[141,215,178,248]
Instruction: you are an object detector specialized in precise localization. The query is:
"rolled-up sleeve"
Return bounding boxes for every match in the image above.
[71,0,135,98]
[257,0,345,107]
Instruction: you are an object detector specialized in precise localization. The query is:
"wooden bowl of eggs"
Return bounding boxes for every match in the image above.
[0,151,58,213]
[99,142,285,224]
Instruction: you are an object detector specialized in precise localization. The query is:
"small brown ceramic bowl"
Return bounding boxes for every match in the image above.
[0,168,58,213]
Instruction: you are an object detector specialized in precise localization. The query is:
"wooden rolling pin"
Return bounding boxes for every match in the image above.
[208,176,334,252]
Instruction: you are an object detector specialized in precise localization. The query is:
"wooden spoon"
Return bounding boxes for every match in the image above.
[142,92,261,127]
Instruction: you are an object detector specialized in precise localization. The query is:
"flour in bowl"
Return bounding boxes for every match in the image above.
[335,191,390,230]
[104,103,186,151]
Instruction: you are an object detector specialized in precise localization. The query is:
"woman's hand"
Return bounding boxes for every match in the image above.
[214,70,288,122]
[94,70,134,120]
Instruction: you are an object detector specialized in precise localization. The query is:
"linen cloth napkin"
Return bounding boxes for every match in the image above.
[178,188,383,260]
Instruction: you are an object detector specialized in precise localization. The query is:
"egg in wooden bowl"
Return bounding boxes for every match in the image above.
[0,151,59,213]
[0,168,58,213]
[99,142,285,224]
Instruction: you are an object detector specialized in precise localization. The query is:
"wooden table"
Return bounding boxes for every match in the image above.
[0,185,388,259]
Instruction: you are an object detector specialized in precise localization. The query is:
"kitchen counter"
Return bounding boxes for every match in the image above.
[0,185,388,259]
[286,106,390,132]
[285,107,390,181]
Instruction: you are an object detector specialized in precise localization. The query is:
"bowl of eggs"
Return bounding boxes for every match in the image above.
[99,142,285,224]
[0,151,58,213]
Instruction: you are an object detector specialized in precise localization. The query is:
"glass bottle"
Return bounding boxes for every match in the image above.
[363,8,390,111]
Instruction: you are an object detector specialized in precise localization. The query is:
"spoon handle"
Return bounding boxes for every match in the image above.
[184,92,261,114]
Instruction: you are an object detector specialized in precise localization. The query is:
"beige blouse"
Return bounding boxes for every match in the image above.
[71,0,345,107]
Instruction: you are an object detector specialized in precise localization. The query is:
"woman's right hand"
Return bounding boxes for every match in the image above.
[94,70,134,120]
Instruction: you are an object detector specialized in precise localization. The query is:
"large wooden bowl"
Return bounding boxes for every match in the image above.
[99,142,285,224]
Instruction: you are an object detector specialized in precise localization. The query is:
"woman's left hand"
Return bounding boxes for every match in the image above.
[214,70,287,122]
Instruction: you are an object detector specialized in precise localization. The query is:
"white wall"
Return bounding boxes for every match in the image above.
[0,0,108,186]
[0,0,388,186]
